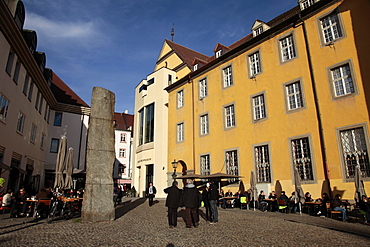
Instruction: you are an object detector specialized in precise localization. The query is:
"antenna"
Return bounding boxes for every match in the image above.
[171,23,175,42]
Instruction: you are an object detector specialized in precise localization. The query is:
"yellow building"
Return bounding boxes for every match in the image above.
[165,0,370,200]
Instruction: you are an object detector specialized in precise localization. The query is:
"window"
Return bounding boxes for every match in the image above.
[249,52,261,77]
[291,137,314,182]
[13,61,21,84]
[339,127,370,179]
[28,82,34,101]
[53,112,62,126]
[23,75,30,95]
[35,91,40,110]
[320,11,343,44]
[200,114,209,136]
[331,63,354,97]
[224,104,235,129]
[280,35,296,62]
[300,0,315,10]
[225,150,239,182]
[193,64,198,71]
[44,104,49,121]
[177,90,184,108]
[255,26,263,36]
[16,111,26,134]
[199,78,207,99]
[50,138,59,153]
[138,103,155,145]
[119,148,126,158]
[40,133,46,149]
[252,94,266,121]
[215,50,222,58]
[177,122,184,142]
[5,51,14,75]
[168,74,172,85]
[286,82,303,110]
[120,133,126,142]
[30,123,37,143]
[38,97,43,114]
[118,164,125,176]
[0,94,10,122]
[254,145,271,183]
[222,66,233,88]
[200,154,210,177]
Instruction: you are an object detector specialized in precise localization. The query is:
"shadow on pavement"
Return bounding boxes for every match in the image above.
[115,198,146,220]
[0,221,43,236]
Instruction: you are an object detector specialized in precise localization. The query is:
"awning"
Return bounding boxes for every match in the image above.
[0,163,10,170]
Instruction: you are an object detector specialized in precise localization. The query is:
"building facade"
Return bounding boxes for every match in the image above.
[165,0,370,199]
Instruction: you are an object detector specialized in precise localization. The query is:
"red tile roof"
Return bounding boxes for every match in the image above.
[114,112,134,132]
[51,71,89,107]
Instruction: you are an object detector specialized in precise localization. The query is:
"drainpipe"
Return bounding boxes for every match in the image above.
[298,13,332,198]
[190,74,196,173]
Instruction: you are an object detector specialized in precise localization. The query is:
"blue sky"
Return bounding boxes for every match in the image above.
[23,0,298,114]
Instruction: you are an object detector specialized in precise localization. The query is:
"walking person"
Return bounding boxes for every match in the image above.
[209,180,219,224]
[164,181,182,228]
[145,182,157,206]
[202,183,211,222]
[182,179,201,228]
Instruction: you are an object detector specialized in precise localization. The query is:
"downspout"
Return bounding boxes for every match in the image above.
[77,114,84,170]
[190,74,196,173]
[298,13,332,198]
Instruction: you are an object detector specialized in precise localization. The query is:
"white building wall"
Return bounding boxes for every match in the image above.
[132,67,175,198]
[114,129,132,182]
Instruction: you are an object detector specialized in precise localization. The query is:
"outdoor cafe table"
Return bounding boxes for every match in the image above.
[263,198,277,211]
[304,201,321,215]
[26,199,38,217]
[222,197,237,208]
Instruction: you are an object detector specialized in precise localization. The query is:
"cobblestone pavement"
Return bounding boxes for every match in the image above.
[1,197,369,246]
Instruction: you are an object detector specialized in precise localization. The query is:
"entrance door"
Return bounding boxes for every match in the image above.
[145,164,153,188]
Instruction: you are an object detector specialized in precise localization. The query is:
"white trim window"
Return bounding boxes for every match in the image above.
[300,0,315,10]
[331,63,354,97]
[200,114,209,136]
[193,64,198,71]
[120,133,126,142]
[291,137,314,182]
[177,122,184,142]
[254,145,271,183]
[16,111,26,134]
[340,127,370,179]
[199,78,207,99]
[30,123,37,143]
[225,150,239,182]
[253,94,266,121]
[224,104,235,128]
[0,94,10,122]
[40,133,46,149]
[286,82,303,110]
[200,154,210,177]
[215,50,222,58]
[249,52,261,77]
[119,148,126,158]
[280,35,296,62]
[177,90,184,108]
[320,12,343,44]
[223,66,233,88]
[255,26,263,36]
[50,138,59,153]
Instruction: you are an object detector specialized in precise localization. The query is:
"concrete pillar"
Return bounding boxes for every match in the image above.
[82,87,115,222]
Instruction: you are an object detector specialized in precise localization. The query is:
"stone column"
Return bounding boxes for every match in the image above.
[82,87,115,222]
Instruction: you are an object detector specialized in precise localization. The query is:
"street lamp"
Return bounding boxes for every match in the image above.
[171,159,178,180]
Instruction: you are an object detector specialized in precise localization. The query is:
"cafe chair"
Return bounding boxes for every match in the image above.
[326,202,341,219]
[278,200,289,213]
[33,199,51,218]
[240,197,249,210]
[0,197,12,219]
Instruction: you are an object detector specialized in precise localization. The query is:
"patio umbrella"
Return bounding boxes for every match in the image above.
[64,147,74,190]
[250,171,258,211]
[176,173,203,179]
[201,172,243,190]
[53,136,67,189]
[354,164,367,202]
[293,167,305,215]
[239,180,245,194]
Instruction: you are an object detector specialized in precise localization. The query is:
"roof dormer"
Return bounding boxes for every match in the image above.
[214,43,230,58]
[299,0,319,10]
[22,29,37,55]
[251,20,270,37]
[192,58,207,72]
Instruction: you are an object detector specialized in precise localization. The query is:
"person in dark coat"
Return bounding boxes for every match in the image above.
[145,182,157,206]
[164,181,182,228]
[182,179,201,228]
[202,183,211,222]
[209,180,219,223]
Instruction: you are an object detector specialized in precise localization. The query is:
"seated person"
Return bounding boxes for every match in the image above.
[268,191,277,199]
[289,192,298,213]
[305,192,313,202]
[359,195,370,225]
[218,189,225,209]
[258,190,268,211]
[224,189,234,208]
[36,188,49,199]
[225,189,233,197]
[3,190,17,218]
[278,191,289,204]
[332,194,348,222]
[316,193,330,216]
[15,188,28,216]
[234,190,242,208]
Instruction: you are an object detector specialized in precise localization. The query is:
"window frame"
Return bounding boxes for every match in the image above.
[53,112,63,126]
[317,8,345,47]
[199,77,208,99]
[221,64,234,89]
[120,133,126,143]
[247,50,262,78]
[30,123,37,144]
[327,59,358,101]
[250,91,267,123]
[176,122,184,143]
[200,153,211,178]
[119,148,126,158]
[50,138,59,153]
[223,103,236,130]
[199,113,209,136]
[336,123,370,182]
[253,143,272,184]
[40,133,46,150]
[177,89,184,108]
[283,78,306,114]
[0,93,10,123]
[23,74,30,96]
[278,32,297,64]
[13,61,21,84]
[16,111,26,134]
[225,148,239,183]
[289,134,316,184]
[5,51,15,76]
